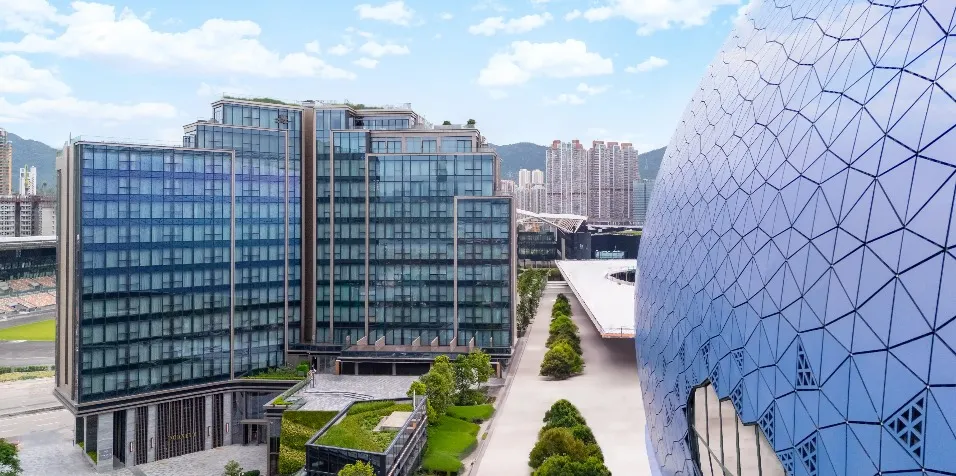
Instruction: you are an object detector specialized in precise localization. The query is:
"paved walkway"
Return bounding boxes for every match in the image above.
[476,282,651,475]
[296,374,417,411]
[0,378,61,418]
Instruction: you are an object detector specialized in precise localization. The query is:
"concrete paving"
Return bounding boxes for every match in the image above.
[0,340,54,368]
[0,378,61,418]
[295,374,418,411]
[475,282,651,476]
[3,408,266,476]
[0,309,55,330]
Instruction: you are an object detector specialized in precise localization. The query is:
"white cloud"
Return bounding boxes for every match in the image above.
[565,10,582,21]
[625,56,668,73]
[353,57,379,69]
[469,13,553,36]
[582,0,740,35]
[576,83,609,95]
[0,2,355,79]
[0,55,70,97]
[531,0,551,3]
[327,44,352,56]
[545,93,585,105]
[0,96,176,123]
[0,0,62,34]
[358,40,410,57]
[196,82,248,98]
[472,0,510,12]
[439,12,454,20]
[477,39,613,87]
[434,33,442,39]
[305,41,320,54]
[355,1,415,26]
[734,0,761,27]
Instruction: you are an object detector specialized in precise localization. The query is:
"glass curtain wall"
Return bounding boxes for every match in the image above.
[331,131,368,345]
[456,196,511,347]
[315,108,354,343]
[77,144,233,402]
[195,102,301,375]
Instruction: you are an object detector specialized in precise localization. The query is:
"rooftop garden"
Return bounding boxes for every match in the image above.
[278,410,338,476]
[240,364,306,381]
[222,95,296,106]
[315,400,414,452]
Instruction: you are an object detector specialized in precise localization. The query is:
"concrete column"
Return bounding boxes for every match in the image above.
[94,412,113,473]
[204,396,213,450]
[392,362,397,376]
[354,362,359,375]
[222,392,233,446]
[84,416,94,451]
[146,405,157,463]
[125,409,135,466]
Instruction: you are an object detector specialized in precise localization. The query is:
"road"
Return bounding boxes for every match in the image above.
[0,378,61,418]
[0,309,55,367]
[475,282,651,475]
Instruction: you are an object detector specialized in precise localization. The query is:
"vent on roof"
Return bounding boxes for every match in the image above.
[796,342,817,389]
[886,392,926,461]
[797,434,818,476]
[759,403,775,447]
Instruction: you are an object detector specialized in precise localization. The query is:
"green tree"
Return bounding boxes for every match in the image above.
[467,118,476,126]
[528,428,589,468]
[338,460,375,476]
[442,120,452,125]
[423,356,455,421]
[539,341,584,379]
[532,455,611,476]
[223,459,243,476]
[0,439,21,476]
[555,293,569,304]
[544,399,585,425]
[552,299,571,318]
[547,316,581,354]
[453,350,493,405]
[406,380,427,399]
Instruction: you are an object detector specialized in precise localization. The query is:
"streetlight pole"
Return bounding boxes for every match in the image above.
[276,115,290,360]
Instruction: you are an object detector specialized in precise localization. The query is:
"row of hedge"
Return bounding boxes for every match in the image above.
[539,294,583,379]
[0,365,54,375]
[517,268,549,335]
[528,400,611,475]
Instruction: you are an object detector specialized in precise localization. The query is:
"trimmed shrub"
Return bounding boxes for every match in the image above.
[539,342,584,379]
[532,455,611,476]
[338,461,374,476]
[544,399,585,425]
[552,299,571,318]
[547,317,582,354]
[528,428,589,469]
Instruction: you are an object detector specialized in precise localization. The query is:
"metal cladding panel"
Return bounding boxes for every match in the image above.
[636,1,956,475]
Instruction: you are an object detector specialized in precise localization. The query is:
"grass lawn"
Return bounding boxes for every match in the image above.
[447,404,495,423]
[316,401,413,452]
[278,410,338,476]
[421,414,481,474]
[0,319,54,341]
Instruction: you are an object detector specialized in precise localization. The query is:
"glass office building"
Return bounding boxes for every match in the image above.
[55,98,514,469]
[637,1,956,475]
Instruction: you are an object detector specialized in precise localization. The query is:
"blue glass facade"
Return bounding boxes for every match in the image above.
[637,1,956,475]
[310,108,515,350]
[77,144,234,402]
[187,101,303,374]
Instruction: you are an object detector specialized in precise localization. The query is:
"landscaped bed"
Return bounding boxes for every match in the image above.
[278,410,338,476]
[420,413,481,474]
[446,404,494,423]
[315,400,413,452]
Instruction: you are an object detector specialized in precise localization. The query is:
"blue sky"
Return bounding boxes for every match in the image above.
[0,0,754,153]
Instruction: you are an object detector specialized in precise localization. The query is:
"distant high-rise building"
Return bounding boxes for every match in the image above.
[632,179,654,226]
[516,184,546,213]
[531,169,544,185]
[545,140,588,215]
[0,129,11,195]
[499,179,517,196]
[587,141,639,224]
[518,169,532,188]
[19,165,36,196]
[0,195,54,237]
